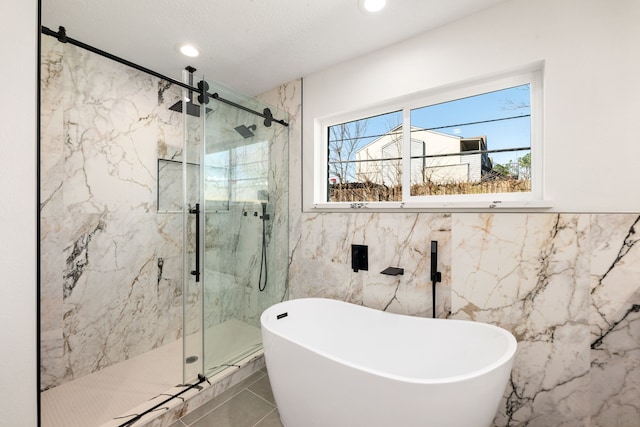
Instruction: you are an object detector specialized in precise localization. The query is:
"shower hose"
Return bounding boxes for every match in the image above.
[258,208,268,292]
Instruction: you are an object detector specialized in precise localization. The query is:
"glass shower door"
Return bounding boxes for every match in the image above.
[182,82,205,382]
[183,77,289,381]
[200,79,289,377]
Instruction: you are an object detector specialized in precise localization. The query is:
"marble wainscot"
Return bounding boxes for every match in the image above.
[289,212,452,317]
[287,207,640,427]
[589,214,640,426]
[451,214,591,426]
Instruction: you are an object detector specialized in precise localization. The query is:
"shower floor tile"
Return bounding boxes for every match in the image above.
[41,338,182,427]
[41,319,264,427]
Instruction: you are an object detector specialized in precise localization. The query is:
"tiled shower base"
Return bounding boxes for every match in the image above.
[41,319,264,427]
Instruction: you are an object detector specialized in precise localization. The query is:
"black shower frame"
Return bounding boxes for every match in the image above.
[40,25,289,128]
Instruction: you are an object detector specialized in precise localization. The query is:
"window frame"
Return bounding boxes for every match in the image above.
[313,68,549,211]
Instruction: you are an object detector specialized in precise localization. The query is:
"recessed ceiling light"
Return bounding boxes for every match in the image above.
[359,0,386,14]
[177,43,200,58]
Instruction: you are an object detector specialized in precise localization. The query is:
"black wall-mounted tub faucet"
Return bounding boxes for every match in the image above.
[381,267,404,276]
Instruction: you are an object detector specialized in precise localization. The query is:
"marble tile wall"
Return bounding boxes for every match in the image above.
[589,215,640,427]
[40,36,186,390]
[289,212,452,317]
[287,209,640,426]
[451,214,592,426]
[275,79,640,426]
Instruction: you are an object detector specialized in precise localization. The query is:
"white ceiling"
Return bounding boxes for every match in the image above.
[41,0,508,96]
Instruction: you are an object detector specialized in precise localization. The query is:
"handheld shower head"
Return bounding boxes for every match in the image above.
[257,189,269,202]
[257,189,269,220]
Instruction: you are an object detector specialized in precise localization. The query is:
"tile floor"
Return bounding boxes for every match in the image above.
[169,369,284,427]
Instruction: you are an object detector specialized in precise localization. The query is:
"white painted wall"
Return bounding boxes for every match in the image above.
[0,0,38,426]
[303,0,640,212]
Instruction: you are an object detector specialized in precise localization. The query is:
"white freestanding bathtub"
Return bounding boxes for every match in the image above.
[261,298,517,427]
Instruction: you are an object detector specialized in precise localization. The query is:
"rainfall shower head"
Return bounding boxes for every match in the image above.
[167,66,212,117]
[169,100,202,117]
[234,124,257,139]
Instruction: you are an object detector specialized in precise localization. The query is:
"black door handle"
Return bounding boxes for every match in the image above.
[189,203,200,282]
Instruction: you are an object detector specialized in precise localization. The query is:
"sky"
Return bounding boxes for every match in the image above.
[329,83,531,175]
[411,84,531,165]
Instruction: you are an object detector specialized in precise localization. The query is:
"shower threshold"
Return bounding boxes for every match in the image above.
[41,319,265,427]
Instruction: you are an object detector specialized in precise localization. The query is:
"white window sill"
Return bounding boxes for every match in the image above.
[311,200,554,212]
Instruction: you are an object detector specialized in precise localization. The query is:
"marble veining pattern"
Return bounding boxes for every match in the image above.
[451,213,592,426]
[63,215,106,299]
[290,212,451,318]
[590,214,640,427]
[40,37,185,390]
[288,210,639,426]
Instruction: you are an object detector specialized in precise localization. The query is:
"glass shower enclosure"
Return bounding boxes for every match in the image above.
[39,34,288,426]
[182,78,289,381]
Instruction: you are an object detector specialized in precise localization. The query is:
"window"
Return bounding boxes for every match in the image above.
[319,69,544,209]
[205,140,268,208]
[327,111,402,202]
